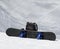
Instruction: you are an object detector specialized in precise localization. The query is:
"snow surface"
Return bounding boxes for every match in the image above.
[0,0,60,39]
[0,0,60,48]
[0,32,60,49]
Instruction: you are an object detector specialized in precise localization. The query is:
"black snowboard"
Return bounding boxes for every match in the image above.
[6,28,56,41]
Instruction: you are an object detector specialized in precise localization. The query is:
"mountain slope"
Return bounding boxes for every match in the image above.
[0,0,60,39]
[0,6,24,32]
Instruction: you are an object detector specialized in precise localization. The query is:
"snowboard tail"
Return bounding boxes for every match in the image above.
[6,28,56,41]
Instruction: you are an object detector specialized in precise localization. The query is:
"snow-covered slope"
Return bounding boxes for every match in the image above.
[0,6,25,32]
[0,0,60,39]
[0,32,60,49]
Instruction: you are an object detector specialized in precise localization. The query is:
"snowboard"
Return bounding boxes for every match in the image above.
[6,28,56,41]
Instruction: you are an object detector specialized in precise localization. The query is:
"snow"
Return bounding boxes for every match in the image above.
[0,32,60,49]
[0,0,60,48]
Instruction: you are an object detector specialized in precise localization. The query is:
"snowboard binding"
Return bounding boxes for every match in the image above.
[6,22,56,41]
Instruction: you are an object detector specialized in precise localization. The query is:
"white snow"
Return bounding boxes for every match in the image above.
[0,0,60,48]
[0,0,60,35]
[0,32,60,49]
